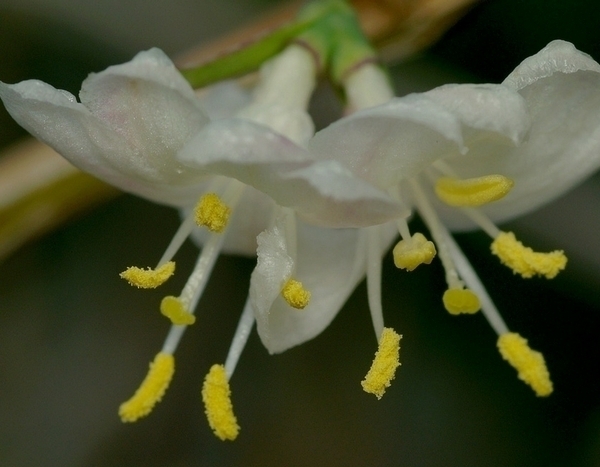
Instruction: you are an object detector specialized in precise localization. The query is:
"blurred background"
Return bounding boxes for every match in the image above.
[1,0,599,466]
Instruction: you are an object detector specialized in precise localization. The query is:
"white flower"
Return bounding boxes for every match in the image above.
[308,40,600,396]
[1,44,405,440]
[191,41,600,402]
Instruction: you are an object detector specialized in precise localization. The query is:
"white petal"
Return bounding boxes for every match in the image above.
[252,219,397,354]
[503,40,600,91]
[79,48,210,183]
[424,83,530,145]
[0,49,211,206]
[178,118,405,227]
[250,215,295,330]
[308,94,466,189]
[440,44,600,228]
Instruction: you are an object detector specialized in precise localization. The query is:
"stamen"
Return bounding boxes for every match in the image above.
[281,279,311,309]
[393,232,436,271]
[224,299,255,378]
[409,179,463,290]
[366,227,384,339]
[119,261,175,289]
[361,327,402,399]
[160,230,228,355]
[497,332,553,397]
[491,231,567,279]
[119,352,175,422]
[442,288,481,314]
[160,296,196,325]
[412,178,510,334]
[435,175,514,207]
[195,193,231,233]
[442,223,509,335]
[202,364,240,441]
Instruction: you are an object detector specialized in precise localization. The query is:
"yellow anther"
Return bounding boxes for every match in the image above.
[160,296,196,325]
[442,288,481,315]
[491,231,567,279]
[202,364,240,441]
[393,232,436,271]
[119,352,175,422]
[195,193,231,233]
[361,327,402,399]
[497,332,553,397]
[435,175,514,207]
[281,279,311,309]
[119,261,175,289]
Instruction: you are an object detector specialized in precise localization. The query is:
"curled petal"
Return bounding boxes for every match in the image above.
[440,41,600,229]
[309,94,465,189]
[503,40,600,91]
[178,118,405,227]
[251,217,398,354]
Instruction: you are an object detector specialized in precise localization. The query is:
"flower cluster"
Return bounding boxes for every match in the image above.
[2,2,600,441]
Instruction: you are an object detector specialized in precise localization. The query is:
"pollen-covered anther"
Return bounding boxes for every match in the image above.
[393,232,436,271]
[160,296,196,325]
[442,288,481,315]
[435,175,514,207]
[497,332,553,397]
[491,231,567,279]
[202,364,240,441]
[119,261,175,289]
[119,352,175,422]
[195,193,231,233]
[281,278,311,309]
[361,327,402,399]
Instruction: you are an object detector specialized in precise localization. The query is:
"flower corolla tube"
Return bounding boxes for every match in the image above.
[2,33,600,441]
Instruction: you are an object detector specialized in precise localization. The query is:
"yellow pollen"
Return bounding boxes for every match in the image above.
[281,279,311,309]
[442,288,481,315]
[435,175,514,207]
[195,193,231,232]
[361,327,402,399]
[202,364,240,441]
[119,261,175,289]
[119,352,175,422]
[160,296,196,325]
[393,232,436,271]
[491,231,567,279]
[497,332,553,397]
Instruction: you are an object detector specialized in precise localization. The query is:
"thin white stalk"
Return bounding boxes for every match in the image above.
[366,226,384,340]
[442,227,509,336]
[224,298,255,379]
[410,178,462,289]
[156,210,196,267]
